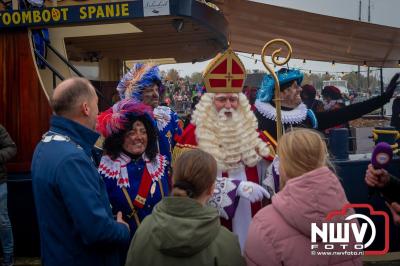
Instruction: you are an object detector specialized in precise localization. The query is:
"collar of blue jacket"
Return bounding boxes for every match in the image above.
[49,115,100,156]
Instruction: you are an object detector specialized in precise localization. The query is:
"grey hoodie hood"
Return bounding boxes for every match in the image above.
[150,197,220,257]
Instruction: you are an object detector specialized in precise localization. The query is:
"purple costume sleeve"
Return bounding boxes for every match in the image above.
[272,163,280,193]
[208,178,240,220]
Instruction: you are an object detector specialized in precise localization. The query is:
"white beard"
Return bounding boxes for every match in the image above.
[192,93,271,171]
[217,107,238,121]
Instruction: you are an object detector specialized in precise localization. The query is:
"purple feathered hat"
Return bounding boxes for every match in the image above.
[96,99,155,138]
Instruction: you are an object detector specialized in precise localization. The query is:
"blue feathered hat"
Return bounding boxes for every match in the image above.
[257,68,303,103]
[117,63,161,102]
[97,100,156,138]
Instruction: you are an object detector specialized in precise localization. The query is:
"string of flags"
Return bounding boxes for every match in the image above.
[242,54,399,75]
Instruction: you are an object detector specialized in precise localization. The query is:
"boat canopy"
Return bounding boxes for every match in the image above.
[213,0,400,68]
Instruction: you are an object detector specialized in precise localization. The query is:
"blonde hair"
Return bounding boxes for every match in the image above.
[277,128,330,187]
[172,149,217,198]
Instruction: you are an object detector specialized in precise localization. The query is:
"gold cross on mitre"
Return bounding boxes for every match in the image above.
[203,47,246,93]
[225,72,234,81]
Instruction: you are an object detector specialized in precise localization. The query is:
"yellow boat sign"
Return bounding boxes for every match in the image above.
[0,1,143,28]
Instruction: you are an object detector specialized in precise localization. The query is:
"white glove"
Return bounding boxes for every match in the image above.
[237,181,270,203]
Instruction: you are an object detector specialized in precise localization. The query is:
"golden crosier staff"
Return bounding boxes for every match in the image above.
[261,39,293,141]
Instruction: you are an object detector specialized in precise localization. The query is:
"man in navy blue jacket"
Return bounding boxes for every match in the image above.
[31,78,130,266]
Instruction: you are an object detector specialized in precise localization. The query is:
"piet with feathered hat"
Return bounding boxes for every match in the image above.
[254,68,318,143]
[96,99,169,236]
[115,62,182,164]
[253,67,399,143]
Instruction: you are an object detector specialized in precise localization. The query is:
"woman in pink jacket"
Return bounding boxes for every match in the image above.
[245,129,362,266]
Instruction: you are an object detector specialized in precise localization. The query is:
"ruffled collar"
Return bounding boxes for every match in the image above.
[255,100,308,125]
[153,106,172,131]
[98,153,167,188]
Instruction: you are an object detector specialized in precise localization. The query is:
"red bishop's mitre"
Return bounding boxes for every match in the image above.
[203,47,246,93]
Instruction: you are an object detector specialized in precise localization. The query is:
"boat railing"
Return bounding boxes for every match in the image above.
[32,48,65,89]
[32,30,106,101]
[44,40,84,79]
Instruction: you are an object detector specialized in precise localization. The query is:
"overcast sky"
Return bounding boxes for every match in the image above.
[160,0,399,83]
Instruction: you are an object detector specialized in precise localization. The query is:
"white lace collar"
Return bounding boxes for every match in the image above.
[255,100,308,125]
[153,106,172,131]
[98,153,167,188]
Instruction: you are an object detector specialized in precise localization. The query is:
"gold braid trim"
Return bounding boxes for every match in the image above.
[121,187,140,227]
[262,130,277,148]
[372,129,400,141]
[172,144,198,166]
[267,143,276,158]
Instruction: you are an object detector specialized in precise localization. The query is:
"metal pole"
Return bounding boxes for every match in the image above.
[53,73,57,90]
[357,66,361,93]
[357,0,362,93]
[380,67,384,117]
[33,49,65,81]
[368,0,371,22]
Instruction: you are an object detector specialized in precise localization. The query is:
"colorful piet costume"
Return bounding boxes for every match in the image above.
[254,68,317,146]
[255,68,394,146]
[96,100,169,236]
[174,48,275,249]
[117,63,182,165]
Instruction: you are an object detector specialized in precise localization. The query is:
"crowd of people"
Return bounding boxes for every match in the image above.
[2,46,395,266]
[160,80,204,115]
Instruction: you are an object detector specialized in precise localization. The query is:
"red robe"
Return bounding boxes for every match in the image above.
[175,123,274,248]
